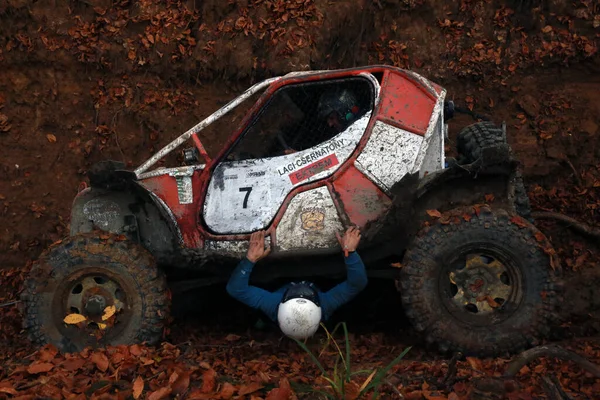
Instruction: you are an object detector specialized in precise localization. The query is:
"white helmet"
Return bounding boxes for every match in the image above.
[277,282,322,340]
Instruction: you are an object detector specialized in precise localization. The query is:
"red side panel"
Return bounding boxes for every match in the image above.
[331,166,392,229]
[139,172,204,248]
[377,72,436,135]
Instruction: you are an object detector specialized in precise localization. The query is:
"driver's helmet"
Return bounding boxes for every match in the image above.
[317,88,360,124]
[277,281,322,340]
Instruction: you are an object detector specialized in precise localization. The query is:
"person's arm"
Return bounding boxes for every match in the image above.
[319,251,368,320]
[226,257,281,322]
[319,227,368,320]
[225,231,280,322]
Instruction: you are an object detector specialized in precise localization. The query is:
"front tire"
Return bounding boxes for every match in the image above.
[21,233,170,353]
[399,206,561,357]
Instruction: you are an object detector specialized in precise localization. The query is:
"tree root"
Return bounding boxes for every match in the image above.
[503,344,600,378]
[540,375,574,400]
[439,351,462,389]
[532,211,600,239]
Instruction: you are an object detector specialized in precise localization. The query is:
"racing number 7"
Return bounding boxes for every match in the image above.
[239,187,252,209]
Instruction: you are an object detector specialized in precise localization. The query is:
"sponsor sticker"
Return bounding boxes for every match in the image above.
[288,154,339,184]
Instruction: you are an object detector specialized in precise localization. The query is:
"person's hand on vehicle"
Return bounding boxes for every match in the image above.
[246,231,271,263]
[336,226,361,256]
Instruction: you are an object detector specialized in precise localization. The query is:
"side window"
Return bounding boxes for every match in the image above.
[227,78,374,161]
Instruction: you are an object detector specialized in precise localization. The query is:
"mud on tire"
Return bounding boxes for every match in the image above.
[399,206,561,357]
[20,233,170,353]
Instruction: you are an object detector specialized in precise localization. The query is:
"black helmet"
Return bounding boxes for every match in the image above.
[281,281,320,306]
[317,88,360,123]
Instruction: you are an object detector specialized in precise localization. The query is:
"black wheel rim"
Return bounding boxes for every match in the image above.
[438,243,524,327]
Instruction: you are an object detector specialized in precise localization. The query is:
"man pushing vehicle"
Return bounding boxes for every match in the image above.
[226,227,367,340]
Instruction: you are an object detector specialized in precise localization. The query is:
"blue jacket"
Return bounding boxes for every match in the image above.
[226,252,368,322]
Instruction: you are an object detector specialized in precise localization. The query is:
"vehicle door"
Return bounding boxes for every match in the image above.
[202,75,377,235]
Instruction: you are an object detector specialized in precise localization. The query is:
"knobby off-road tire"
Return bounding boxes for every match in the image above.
[399,207,561,357]
[20,233,170,353]
[457,121,532,219]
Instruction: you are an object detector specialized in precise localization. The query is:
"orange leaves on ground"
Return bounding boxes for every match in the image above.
[426,209,442,218]
[46,133,57,143]
[91,352,109,372]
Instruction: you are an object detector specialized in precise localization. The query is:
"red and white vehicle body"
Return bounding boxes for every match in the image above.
[73,66,450,265]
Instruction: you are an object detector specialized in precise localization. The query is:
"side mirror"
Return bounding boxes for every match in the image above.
[183,147,200,165]
[444,100,455,121]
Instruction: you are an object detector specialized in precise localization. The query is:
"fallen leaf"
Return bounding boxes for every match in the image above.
[218,382,235,399]
[466,357,483,371]
[510,216,528,228]
[62,358,86,371]
[534,231,546,242]
[239,382,263,396]
[97,322,107,330]
[133,376,144,399]
[171,370,190,396]
[64,313,87,324]
[39,345,58,362]
[0,387,18,395]
[130,344,143,356]
[27,362,54,374]
[148,387,172,400]
[484,194,495,203]
[439,215,452,225]
[46,133,57,143]
[91,352,109,372]
[266,378,292,400]
[390,262,402,268]
[426,209,442,218]
[463,213,472,222]
[102,305,116,321]
[479,295,501,308]
[542,25,553,33]
[519,365,531,374]
[201,369,216,393]
[225,334,241,341]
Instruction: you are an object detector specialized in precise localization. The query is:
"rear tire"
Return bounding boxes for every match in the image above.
[399,206,561,357]
[457,121,532,219]
[457,121,506,163]
[21,233,170,353]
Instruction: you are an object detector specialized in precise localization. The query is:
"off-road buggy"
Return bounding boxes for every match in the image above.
[21,65,561,356]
